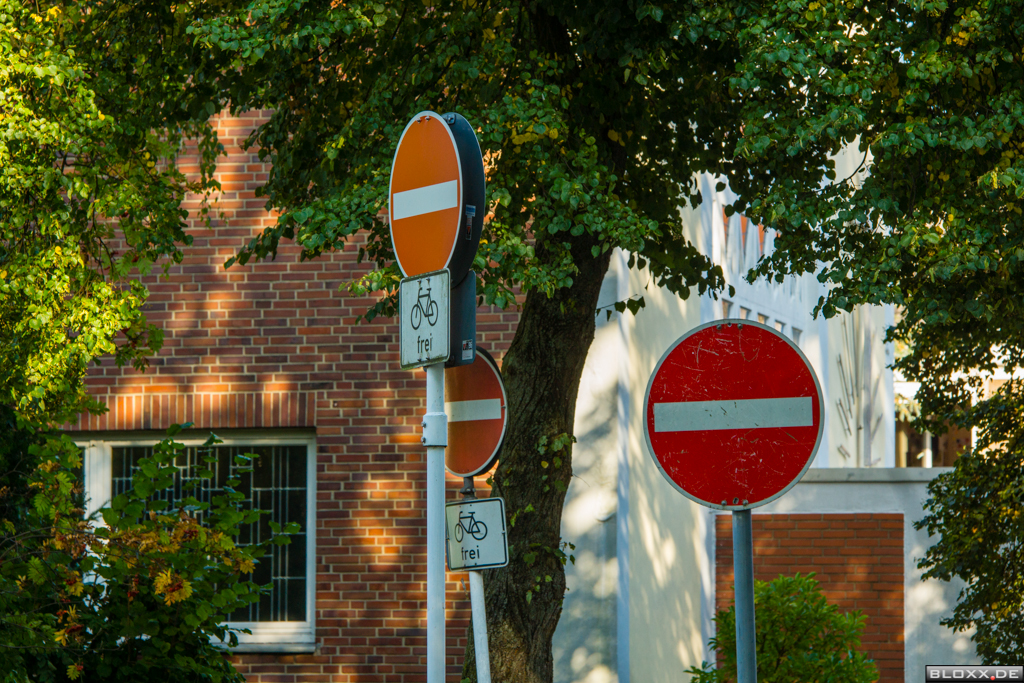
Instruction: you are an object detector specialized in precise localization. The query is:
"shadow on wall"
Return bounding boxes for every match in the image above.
[623,258,709,682]
[553,270,621,683]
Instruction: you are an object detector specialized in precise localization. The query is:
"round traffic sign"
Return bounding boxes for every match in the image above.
[444,348,507,477]
[643,320,824,510]
[389,111,485,285]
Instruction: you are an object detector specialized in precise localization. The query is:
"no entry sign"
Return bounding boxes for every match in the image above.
[643,320,823,510]
[444,348,507,477]
[389,111,485,286]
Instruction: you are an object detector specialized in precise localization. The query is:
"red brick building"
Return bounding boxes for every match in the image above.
[715,514,904,683]
[70,111,516,681]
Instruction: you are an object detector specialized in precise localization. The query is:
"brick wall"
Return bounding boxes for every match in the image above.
[70,111,520,682]
[715,513,904,683]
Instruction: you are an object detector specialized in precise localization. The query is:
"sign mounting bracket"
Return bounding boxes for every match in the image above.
[421,411,448,447]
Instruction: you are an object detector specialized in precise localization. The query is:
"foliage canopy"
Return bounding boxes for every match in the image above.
[0,0,221,425]
[187,0,737,315]
[709,0,1024,429]
[1,1,285,680]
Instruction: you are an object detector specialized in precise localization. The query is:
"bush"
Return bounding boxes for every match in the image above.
[0,424,296,683]
[687,573,877,683]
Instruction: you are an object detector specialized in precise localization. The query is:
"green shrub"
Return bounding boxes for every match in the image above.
[0,425,297,683]
[687,573,878,683]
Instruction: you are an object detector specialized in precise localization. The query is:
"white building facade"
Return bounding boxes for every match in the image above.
[552,169,975,683]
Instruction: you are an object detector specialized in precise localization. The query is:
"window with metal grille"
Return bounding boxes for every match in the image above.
[111,444,308,623]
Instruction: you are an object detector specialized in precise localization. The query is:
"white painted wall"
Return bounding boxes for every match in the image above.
[696,173,896,470]
[824,307,896,468]
[554,266,623,683]
[621,259,708,683]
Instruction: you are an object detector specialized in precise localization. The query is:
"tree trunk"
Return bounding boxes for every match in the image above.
[462,236,612,683]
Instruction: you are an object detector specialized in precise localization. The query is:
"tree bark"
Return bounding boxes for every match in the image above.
[462,235,612,683]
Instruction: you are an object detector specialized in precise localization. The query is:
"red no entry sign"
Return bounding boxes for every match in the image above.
[389,111,485,285]
[643,321,824,510]
[444,348,507,477]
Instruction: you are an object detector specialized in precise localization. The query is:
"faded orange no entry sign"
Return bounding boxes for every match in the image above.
[389,111,485,285]
[444,348,507,477]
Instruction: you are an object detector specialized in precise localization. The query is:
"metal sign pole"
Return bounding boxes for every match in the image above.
[424,363,447,683]
[461,478,492,683]
[390,109,485,683]
[468,572,491,683]
[732,509,758,683]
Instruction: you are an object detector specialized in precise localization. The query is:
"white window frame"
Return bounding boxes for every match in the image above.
[78,430,317,653]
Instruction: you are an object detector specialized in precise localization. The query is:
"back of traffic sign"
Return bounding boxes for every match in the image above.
[389,111,485,287]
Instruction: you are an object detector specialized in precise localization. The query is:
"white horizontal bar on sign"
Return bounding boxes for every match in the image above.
[392,180,459,220]
[446,399,502,423]
[653,396,813,432]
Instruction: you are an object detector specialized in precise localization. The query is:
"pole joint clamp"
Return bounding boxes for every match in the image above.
[421,412,448,447]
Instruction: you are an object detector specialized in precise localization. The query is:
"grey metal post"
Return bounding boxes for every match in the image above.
[732,509,757,683]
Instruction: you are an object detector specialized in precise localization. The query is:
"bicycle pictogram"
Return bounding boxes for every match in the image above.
[453,510,488,542]
[410,278,439,330]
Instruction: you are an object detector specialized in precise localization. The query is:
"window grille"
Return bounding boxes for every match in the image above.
[111,444,308,622]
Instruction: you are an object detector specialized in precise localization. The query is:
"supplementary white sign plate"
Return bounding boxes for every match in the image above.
[445,497,508,571]
[400,269,450,369]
